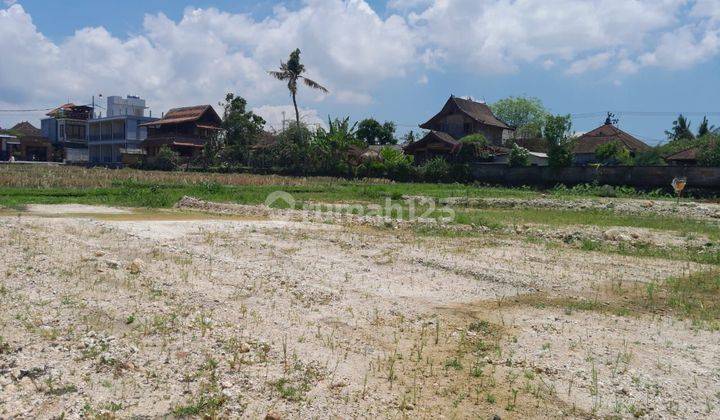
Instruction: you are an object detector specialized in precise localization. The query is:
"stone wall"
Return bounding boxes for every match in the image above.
[469,164,720,191]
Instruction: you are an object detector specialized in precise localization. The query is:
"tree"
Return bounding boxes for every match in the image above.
[665,114,694,141]
[456,134,490,163]
[697,134,720,166]
[401,130,419,144]
[309,116,362,174]
[595,140,633,165]
[268,49,328,132]
[544,114,573,168]
[491,96,548,139]
[356,118,397,145]
[697,116,718,137]
[220,93,266,163]
[508,144,530,167]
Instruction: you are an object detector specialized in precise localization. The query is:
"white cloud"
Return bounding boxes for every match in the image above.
[1,0,720,129]
[566,52,614,75]
[252,104,325,132]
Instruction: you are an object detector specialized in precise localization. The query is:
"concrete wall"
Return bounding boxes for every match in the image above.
[469,164,720,191]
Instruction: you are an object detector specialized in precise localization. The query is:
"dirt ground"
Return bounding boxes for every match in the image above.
[1,201,718,419]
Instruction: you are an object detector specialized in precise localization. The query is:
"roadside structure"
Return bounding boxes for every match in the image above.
[140,105,222,158]
[572,118,651,165]
[88,95,157,165]
[41,103,93,162]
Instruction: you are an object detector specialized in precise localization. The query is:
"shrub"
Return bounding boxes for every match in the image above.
[419,157,451,182]
[379,147,414,181]
[141,146,180,171]
[508,144,530,167]
[698,141,720,166]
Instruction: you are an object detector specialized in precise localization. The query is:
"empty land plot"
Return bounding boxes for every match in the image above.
[1,196,718,418]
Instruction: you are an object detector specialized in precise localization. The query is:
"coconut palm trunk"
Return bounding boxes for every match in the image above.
[269,49,328,138]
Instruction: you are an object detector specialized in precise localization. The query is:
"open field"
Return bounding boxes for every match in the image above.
[1,166,720,418]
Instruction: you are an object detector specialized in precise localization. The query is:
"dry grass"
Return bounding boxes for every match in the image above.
[0,164,359,188]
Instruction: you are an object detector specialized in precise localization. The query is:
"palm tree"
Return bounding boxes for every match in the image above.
[268,49,328,131]
[665,114,694,141]
[697,116,717,137]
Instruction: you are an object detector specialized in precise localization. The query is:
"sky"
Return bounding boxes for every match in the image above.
[1,0,719,144]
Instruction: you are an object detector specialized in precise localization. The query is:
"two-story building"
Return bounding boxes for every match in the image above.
[88,95,157,165]
[41,103,93,162]
[140,105,222,158]
[405,95,514,163]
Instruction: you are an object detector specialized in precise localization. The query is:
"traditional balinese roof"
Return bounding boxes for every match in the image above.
[420,96,512,130]
[404,130,461,153]
[11,121,42,136]
[140,105,221,127]
[572,124,652,154]
[665,147,700,162]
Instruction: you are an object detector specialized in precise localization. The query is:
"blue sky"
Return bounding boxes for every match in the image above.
[2,0,720,143]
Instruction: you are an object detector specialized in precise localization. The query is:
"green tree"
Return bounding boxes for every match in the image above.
[508,144,530,167]
[595,140,633,165]
[145,145,179,171]
[356,118,397,145]
[665,114,695,141]
[309,117,362,174]
[268,49,328,132]
[220,93,266,163]
[401,130,419,144]
[456,134,490,163]
[544,114,573,168]
[491,96,548,139]
[698,135,720,166]
[697,116,717,137]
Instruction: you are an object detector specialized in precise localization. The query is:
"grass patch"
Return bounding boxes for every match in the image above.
[507,270,720,329]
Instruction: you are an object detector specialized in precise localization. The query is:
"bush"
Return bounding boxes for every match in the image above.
[698,141,720,166]
[379,147,414,181]
[508,144,530,167]
[140,146,180,171]
[419,157,451,182]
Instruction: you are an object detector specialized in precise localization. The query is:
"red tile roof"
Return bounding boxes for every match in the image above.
[665,147,699,162]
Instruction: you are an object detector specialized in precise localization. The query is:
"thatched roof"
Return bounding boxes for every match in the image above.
[572,124,651,154]
[420,96,512,130]
[140,105,221,127]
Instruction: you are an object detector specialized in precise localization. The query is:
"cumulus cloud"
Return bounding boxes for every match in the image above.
[1,0,720,128]
[252,104,326,132]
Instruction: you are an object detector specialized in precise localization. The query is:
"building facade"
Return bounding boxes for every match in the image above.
[41,104,93,162]
[88,96,156,164]
[140,105,222,158]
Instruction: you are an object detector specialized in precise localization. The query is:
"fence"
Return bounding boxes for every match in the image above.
[469,164,720,191]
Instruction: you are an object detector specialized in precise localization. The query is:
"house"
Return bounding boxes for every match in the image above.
[88,95,157,165]
[41,103,93,162]
[572,120,651,165]
[0,122,53,161]
[665,147,700,166]
[140,105,222,158]
[404,130,512,164]
[405,95,514,164]
[418,95,513,145]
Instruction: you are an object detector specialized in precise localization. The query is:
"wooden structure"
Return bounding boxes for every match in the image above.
[419,95,513,145]
[140,105,222,158]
